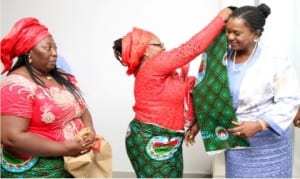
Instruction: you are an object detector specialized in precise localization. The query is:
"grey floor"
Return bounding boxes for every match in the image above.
[112,171,212,178]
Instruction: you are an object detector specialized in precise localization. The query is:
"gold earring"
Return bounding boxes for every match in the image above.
[28,55,32,63]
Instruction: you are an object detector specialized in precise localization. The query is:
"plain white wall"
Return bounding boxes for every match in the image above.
[1,0,299,175]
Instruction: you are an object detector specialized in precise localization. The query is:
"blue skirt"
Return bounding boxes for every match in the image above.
[225,127,292,178]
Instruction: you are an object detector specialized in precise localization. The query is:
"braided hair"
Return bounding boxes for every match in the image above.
[229,3,271,35]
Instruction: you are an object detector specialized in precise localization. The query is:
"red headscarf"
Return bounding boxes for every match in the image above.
[121,27,153,76]
[1,17,51,74]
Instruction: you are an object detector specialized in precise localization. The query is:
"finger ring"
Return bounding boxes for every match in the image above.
[237,132,241,135]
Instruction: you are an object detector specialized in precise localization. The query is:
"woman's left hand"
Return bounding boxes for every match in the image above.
[227,121,262,138]
[184,123,200,147]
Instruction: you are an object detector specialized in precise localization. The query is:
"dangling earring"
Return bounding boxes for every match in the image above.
[253,38,258,43]
[28,54,32,63]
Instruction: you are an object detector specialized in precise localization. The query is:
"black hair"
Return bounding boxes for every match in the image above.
[112,38,126,66]
[229,3,271,34]
[8,54,84,102]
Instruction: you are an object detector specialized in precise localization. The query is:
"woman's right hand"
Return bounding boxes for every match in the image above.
[218,7,234,22]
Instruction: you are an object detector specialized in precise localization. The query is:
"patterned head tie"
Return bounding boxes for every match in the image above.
[121,27,153,76]
[1,17,51,74]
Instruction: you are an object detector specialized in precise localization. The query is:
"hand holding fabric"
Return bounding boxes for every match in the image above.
[218,7,234,22]
[227,120,264,138]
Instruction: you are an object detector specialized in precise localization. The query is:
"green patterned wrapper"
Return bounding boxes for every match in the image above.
[192,30,249,154]
[126,119,184,178]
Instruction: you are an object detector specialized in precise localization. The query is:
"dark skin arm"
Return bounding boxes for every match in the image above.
[81,108,96,134]
[79,108,97,148]
[293,108,300,127]
[1,115,94,157]
[184,122,200,147]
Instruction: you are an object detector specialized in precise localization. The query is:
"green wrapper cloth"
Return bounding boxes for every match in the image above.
[192,30,249,155]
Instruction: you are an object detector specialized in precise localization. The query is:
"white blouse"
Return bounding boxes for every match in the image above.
[228,45,300,136]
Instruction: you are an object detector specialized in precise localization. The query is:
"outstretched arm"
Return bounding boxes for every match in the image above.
[146,7,233,75]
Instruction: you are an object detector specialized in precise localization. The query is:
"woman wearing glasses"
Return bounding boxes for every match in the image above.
[112,7,233,178]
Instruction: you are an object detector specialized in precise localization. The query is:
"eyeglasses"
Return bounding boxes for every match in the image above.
[149,41,165,49]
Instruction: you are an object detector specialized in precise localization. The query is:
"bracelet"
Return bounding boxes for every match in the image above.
[258,119,267,131]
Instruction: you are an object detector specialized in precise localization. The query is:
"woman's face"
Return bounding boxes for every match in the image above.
[29,36,57,73]
[226,17,259,51]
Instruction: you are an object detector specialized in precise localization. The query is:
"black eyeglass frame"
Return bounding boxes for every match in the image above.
[149,42,165,49]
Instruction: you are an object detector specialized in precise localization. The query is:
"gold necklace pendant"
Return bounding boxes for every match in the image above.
[31,66,52,80]
[46,75,52,80]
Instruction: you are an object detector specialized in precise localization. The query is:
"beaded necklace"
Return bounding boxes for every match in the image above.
[231,42,258,71]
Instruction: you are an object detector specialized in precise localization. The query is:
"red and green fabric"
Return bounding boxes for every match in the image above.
[192,30,249,153]
[126,119,184,178]
[1,149,72,178]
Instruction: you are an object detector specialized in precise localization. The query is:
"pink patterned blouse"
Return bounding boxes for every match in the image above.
[1,74,86,141]
[134,15,225,131]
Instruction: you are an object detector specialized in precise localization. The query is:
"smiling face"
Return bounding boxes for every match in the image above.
[29,36,58,73]
[225,17,260,52]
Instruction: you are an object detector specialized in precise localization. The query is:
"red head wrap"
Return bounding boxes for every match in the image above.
[121,27,153,76]
[1,17,51,74]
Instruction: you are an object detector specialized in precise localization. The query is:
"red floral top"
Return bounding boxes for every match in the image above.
[1,74,86,141]
[134,15,225,131]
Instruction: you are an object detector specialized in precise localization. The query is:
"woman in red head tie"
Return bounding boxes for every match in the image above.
[0,17,96,177]
[112,8,233,178]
